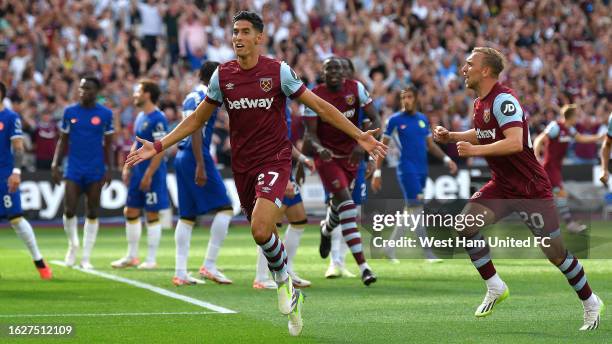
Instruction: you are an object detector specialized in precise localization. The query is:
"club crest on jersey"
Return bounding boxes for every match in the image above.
[345,94,355,106]
[419,120,426,128]
[483,109,491,123]
[91,116,101,125]
[260,78,272,92]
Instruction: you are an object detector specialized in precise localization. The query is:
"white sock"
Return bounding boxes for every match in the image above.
[63,215,79,248]
[175,220,193,279]
[338,229,349,267]
[204,212,232,272]
[485,273,505,290]
[126,218,142,259]
[146,221,162,264]
[330,225,342,266]
[11,217,43,261]
[283,224,304,272]
[582,293,599,308]
[358,262,370,274]
[255,247,270,281]
[81,218,99,263]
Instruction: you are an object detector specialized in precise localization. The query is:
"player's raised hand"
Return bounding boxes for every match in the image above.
[457,141,475,157]
[433,126,451,144]
[7,172,20,193]
[126,137,157,167]
[357,128,388,161]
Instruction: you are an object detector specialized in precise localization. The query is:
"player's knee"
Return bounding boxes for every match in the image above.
[179,216,196,225]
[124,207,139,219]
[64,211,76,219]
[86,209,98,219]
[251,218,273,244]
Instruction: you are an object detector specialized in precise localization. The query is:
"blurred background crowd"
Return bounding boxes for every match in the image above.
[1,0,610,171]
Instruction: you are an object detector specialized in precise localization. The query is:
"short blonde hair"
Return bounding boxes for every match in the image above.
[472,47,505,77]
[560,104,578,120]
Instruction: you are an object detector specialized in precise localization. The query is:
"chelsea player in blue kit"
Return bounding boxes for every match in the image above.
[371,86,457,262]
[0,82,52,279]
[112,80,169,270]
[52,77,114,269]
[172,62,234,286]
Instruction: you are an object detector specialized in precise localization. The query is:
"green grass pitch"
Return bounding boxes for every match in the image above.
[0,223,610,343]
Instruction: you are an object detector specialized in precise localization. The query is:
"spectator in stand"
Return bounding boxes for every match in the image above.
[32,113,59,170]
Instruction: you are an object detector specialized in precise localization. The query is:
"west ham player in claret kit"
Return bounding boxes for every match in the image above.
[433,47,603,331]
[533,104,602,233]
[125,11,387,336]
[303,57,381,285]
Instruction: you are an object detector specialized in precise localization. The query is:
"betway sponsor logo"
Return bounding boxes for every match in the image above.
[476,128,496,140]
[226,97,274,110]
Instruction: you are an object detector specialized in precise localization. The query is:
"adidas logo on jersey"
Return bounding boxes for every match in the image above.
[476,128,496,140]
[226,97,274,110]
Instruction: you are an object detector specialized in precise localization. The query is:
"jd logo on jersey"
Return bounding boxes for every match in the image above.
[260,78,272,92]
[501,101,516,116]
[91,116,101,125]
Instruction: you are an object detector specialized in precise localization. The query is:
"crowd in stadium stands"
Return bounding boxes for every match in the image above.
[0,0,610,171]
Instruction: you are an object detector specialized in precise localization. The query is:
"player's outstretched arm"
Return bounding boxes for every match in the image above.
[600,136,611,186]
[191,125,207,186]
[125,101,216,167]
[433,126,478,145]
[532,131,548,163]
[575,132,603,144]
[457,127,523,157]
[296,89,387,160]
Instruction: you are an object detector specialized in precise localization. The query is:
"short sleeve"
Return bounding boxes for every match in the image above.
[182,95,198,119]
[608,113,612,138]
[60,108,71,134]
[104,109,115,135]
[204,68,223,105]
[492,93,523,130]
[9,113,23,139]
[152,115,168,140]
[544,121,560,139]
[383,116,397,139]
[357,81,372,107]
[280,62,306,99]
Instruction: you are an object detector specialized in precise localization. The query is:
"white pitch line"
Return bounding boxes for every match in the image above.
[50,261,237,314]
[0,312,216,318]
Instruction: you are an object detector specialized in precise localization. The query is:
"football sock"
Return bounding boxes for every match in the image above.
[465,232,497,280]
[63,214,79,248]
[255,247,270,281]
[557,250,593,300]
[126,217,142,259]
[145,220,162,264]
[338,200,366,266]
[485,273,504,290]
[175,219,194,279]
[260,233,289,283]
[204,211,232,272]
[555,196,573,223]
[330,225,344,266]
[11,217,43,261]
[323,205,339,236]
[82,217,99,263]
[283,223,304,272]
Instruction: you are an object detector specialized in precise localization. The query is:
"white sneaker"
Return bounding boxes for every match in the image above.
[277,277,295,315]
[580,294,604,331]
[199,266,232,284]
[567,221,587,234]
[325,264,341,278]
[253,279,277,290]
[288,289,305,336]
[65,245,79,267]
[289,272,311,288]
[80,261,94,270]
[111,256,140,269]
[475,283,509,317]
[137,261,158,269]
